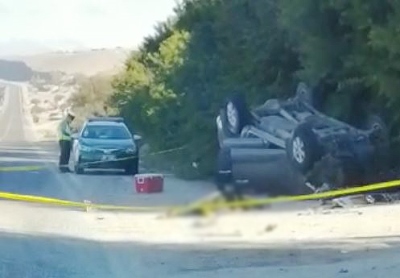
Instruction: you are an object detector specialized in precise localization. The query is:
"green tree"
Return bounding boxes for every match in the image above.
[107,0,400,178]
[112,0,301,177]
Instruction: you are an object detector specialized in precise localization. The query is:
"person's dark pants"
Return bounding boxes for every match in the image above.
[59,140,72,172]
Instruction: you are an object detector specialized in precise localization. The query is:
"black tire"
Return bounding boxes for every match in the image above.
[125,158,139,175]
[286,122,323,173]
[363,115,389,147]
[74,162,84,175]
[296,82,314,106]
[220,94,251,137]
[363,114,390,171]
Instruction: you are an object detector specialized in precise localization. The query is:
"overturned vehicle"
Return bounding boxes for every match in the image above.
[215,83,390,201]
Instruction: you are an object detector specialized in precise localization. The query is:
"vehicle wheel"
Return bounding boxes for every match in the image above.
[363,115,389,147]
[296,82,314,106]
[74,163,84,175]
[125,158,139,175]
[221,94,251,137]
[216,114,226,149]
[286,122,323,173]
[363,114,390,171]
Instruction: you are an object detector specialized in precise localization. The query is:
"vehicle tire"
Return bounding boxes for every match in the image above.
[286,122,323,173]
[125,158,139,175]
[74,163,84,175]
[363,114,390,171]
[221,94,251,137]
[363,115,389,147]
[296,82,314,106]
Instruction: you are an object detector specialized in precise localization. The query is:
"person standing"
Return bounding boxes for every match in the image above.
[58,110,75,173]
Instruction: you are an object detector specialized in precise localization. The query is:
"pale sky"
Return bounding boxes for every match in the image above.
[0,0,178,55]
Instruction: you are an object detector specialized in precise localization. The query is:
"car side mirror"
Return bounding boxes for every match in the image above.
[133,134,142,142]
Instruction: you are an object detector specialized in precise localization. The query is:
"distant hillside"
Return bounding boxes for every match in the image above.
[0,59,33,81]
[6,48,132,76]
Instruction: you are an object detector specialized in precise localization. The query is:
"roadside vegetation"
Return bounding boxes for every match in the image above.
[70,0,400,179]
[68,73,118,129]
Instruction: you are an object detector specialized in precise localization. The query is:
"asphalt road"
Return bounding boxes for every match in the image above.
[1,84,397,278]
[0,84,222,277]
[4,84,325,278]
[0,85,27,143]
[0,85,213,207]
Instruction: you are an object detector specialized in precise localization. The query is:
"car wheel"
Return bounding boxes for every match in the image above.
[74,163,84,175]
[220,94,252,137]
[364,115,389,146]
[286,122,323,173]
[125,158,139,175]
[296,82,314,106]
[363,114,390,170]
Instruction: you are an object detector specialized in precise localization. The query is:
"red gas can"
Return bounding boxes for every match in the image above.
[134,174,164,193]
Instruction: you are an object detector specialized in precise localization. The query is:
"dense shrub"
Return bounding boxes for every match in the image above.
[81,0,400,178]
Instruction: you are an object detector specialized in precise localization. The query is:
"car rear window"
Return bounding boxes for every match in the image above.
[82,125,132,140]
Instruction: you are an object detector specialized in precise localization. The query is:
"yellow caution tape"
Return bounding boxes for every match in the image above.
[0,165,46,172]
[0,191,169,212]
[167,179,400,217]
[0,191,84,207]
[0,178,400,215]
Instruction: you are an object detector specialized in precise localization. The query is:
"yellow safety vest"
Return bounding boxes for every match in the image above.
[58,118,72,141]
